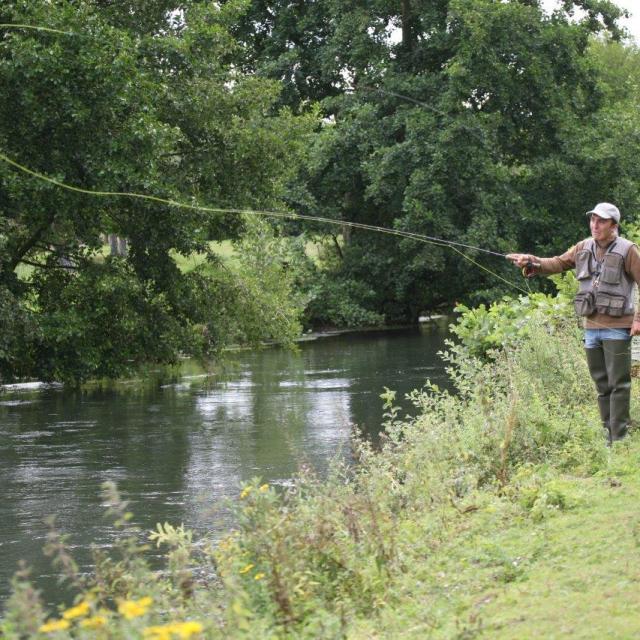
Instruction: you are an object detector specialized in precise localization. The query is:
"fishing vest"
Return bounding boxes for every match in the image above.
[574,237,636,317]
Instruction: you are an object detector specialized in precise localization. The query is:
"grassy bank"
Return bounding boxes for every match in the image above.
[351,444,640,639]
[3,294,639,639]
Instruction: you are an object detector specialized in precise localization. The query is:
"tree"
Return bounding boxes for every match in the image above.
[230,0,629,322]
[0,0,315,383]
[570,38,640,220]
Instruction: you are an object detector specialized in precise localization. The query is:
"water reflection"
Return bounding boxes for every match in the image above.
[0,323,450,606]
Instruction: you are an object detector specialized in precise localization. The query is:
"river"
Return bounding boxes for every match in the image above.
[0,321,451,607]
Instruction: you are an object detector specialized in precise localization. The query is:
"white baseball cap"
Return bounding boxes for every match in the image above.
[586,202,620,223]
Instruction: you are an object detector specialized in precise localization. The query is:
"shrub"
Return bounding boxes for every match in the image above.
[303,273,385,329]
[449,272,577,359]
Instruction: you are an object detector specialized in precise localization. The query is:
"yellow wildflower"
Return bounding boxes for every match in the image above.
[62,600,91,620]
[173,621,204,639]
[239,563,254,574]
[143,625,172,640]
[118,596,153,619]
[38,619,70,633]
[254,572,266,581]
[259,483,269,492]
[240,486,252,499]
[80,615,107,629]
[144,621,204,639]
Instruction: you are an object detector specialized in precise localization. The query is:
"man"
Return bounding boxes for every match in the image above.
[506,202,640,444]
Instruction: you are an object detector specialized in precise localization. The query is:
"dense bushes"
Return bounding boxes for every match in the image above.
[449,272,577,359]
[302,272,385,329]
[0,218,308,385]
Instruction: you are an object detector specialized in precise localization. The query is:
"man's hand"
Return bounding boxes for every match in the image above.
[506,253,541,278]
[631,320,640,337]
[505,253,539,268]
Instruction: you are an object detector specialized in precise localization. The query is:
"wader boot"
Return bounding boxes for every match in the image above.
[603,339,632,442]
[585,346,611,443]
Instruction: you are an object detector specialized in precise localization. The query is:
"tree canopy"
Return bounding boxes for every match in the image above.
[0,0,315,382]
[1,0,639,382]
[229,0,633,319]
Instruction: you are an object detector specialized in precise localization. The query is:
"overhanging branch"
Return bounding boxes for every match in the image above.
[6,211,57,272]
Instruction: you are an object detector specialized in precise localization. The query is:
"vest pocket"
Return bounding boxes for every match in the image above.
[600,254,624,285]
[595,292,626,317]
[574,291,595,316]
[575,250,592,280]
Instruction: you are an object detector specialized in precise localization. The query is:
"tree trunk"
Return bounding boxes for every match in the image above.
[401,0,413,53]
[108,234,129,257]
[5,213,56,273]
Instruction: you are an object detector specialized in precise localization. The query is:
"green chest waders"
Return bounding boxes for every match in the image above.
[604,339,631,442]
[585,346,611,442]
[585,340,631,444]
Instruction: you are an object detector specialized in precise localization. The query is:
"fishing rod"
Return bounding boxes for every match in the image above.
[0,152,506,258]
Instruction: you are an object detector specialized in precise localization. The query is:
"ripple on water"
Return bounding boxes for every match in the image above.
[49,421,97,429]
[305,378,351,390]
[11,431,56,441]
[303,368,346,375]
[278,378,351,390]
[0,400,37,407]
[1,382,63,392]
[219,378,257,390]
[196,392,253,418]
[277,381,303,388]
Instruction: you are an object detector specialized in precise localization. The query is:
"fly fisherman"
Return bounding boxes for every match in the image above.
[506,203,640,444]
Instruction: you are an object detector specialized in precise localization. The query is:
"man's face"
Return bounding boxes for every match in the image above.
[590,214,617,244]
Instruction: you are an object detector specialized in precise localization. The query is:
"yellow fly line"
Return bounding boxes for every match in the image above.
[0,23,80,37]
[0,150,530,296]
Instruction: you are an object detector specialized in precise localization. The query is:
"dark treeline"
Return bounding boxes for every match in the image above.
[1,0,639,383]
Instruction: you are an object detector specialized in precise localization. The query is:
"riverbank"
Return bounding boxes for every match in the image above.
[3,297,639,638]
[351,442,640,638]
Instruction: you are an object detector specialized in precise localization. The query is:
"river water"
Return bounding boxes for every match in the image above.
[0,321,451,606]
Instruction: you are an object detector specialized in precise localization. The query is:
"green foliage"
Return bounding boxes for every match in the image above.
[506,467,579,522]
[275,0,630,319]
[0,284,39,381]
[2,565,45,638]
[20,217,311,384]
[303,272,385,329]
[3,1,640,383]
[29,259,188,383]
[223,217,307,346]
[3,0,640,381]
[579,38,640,217]
[449,272,577,359]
